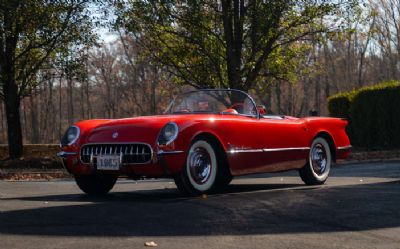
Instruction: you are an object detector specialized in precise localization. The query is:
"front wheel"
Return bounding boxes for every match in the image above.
[175,139,219,196]
[74,174,118,196]
[299,137,332,185]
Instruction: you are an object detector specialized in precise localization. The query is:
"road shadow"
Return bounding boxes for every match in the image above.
[0,183,301,203]
[0,180,399,236]
[331,161,400,178]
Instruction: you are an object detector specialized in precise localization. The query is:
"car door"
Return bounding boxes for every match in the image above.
[228,116,310,175]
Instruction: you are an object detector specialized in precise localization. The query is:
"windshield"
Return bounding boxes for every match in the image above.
[165,89,258,116]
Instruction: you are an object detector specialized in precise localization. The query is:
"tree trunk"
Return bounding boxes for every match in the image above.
[1,9,23,158]
[151,66,157,115]
[4,79,23,158]
[29,91,40,144]
[85,78,92,119]
[0,101,6,144]
[67,76,74,124]
[298,78,309,117]
[85,56,92,119]
[2,45,22,156]
[39,81,50,143]
[314,77,321,115]
[287,83,293,116]
[323,42,333,96]
[22,99,27,141]
[80,81,85,120]
[48,79,55,142]
[275,82,281,114]
[58,77,63,139]
[324,74,330,100]
[221,0,243,90]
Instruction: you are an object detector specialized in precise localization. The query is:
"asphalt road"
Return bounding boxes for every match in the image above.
[0,162,399,249]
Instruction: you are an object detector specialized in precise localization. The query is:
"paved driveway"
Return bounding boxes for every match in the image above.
[0,162,399,249]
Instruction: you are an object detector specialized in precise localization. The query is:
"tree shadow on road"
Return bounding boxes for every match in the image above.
[1,183,301,203]
[0,180,399,236]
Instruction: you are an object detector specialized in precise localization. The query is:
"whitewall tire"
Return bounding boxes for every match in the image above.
[186,140,217,192]
[174,139,219,195]
[299,137,332,185]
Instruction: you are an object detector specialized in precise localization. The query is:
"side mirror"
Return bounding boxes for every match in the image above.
[257,105,266,115]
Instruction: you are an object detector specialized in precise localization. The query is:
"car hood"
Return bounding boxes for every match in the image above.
[80,113,256,145]
[83,115,182,145]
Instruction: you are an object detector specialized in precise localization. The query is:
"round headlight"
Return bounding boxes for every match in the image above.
[60,126,80,146]
[158,122,178,145]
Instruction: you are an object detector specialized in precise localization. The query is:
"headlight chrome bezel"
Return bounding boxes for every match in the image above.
[61,125,80,146]
[157,122,179,146]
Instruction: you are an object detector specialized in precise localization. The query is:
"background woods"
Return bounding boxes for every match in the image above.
[1,0,400,150]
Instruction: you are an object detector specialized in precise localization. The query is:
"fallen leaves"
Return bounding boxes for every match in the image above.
[144,241,158,247]
[0,172,71,181]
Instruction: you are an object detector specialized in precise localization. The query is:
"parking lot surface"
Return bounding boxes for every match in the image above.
[0,162,399,249]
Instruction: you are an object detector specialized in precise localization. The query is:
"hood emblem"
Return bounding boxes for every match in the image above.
[112,132,119,139]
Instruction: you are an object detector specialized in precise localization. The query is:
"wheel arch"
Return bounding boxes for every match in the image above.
[314,131,337,162]
[191,132,232,174]
[190,131,226,150]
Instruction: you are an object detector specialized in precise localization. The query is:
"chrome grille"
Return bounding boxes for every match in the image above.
[80,143,152,164]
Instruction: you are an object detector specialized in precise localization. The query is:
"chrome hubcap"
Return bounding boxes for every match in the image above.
[188,147,212,184]
[311,143,327,175]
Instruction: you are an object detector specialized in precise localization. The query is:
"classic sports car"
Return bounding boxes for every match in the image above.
[58,89,351,196]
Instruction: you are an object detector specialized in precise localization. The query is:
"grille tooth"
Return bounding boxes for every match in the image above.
[80,144,152,164]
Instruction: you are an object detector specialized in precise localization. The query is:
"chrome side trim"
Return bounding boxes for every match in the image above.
[157,150,185,155]
[337,145,352,150]
[227,147,310,154]
[262,147,310,152]
[57,151,78,157]
[227,149,264,154]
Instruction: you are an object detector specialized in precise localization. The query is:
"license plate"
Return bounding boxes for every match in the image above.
[96,155,120,170]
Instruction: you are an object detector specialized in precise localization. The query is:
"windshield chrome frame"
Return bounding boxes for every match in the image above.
[164,89,260,119]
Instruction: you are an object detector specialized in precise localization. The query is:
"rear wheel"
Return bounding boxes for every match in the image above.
[175,138,231,196]
[74,174,118,196]
[299,137,332,185]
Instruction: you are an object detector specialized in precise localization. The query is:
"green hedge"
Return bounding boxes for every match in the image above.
[327,91,355,119]
[328,81,400,149]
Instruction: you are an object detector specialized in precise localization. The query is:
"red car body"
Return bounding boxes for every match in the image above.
[59,89,351,195]
[61,114,351,176]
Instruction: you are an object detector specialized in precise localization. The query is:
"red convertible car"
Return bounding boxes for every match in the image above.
[58,89,351,196]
